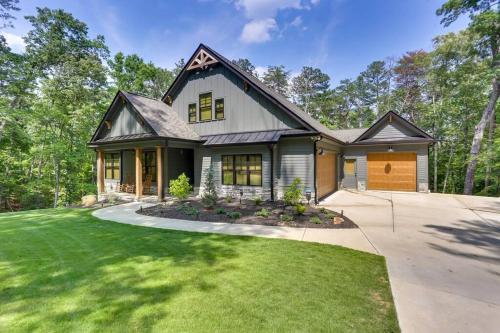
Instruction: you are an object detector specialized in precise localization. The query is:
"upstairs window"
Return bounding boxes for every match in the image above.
[188,103,196,123]
[199,92,212,121]
[105,153,120,180]
[215,98,224,120]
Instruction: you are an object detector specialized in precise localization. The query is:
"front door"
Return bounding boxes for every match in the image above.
[142,151,157,194]
[343,159,357,189]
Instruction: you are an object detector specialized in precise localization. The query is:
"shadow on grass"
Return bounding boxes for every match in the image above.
[0,209,251,331]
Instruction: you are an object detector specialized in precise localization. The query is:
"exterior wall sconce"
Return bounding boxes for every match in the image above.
[318,148,325,155]
[244,81,249,92]
[388,146,394,153]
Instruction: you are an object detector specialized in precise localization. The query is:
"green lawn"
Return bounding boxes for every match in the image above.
[0,209,399,333]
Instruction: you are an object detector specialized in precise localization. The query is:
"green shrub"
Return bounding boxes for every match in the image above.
[254,196,262,206]
[295,204,307,215]
[310,216,322,224]
[319,207,328,214]
[225,195,233,203]
[216,207,226,215]
[201,167,218,208]
[226,211,242,219]
[169,173,192,200]
[280,214,294,223]
[325,212,336,219]
[255,208,269,218]
[177,203,200,217]
[284,178,303,206]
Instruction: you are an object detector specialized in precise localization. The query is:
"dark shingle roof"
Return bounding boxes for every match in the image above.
[93,133,156,143]
[200,129,312,146]
[123,92,200,141]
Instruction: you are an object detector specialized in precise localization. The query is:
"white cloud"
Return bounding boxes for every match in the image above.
[235,0,317,43]
[254,65,267,78]
[3,32,25,53]
[240,18,277,43]
[235,0,302,19]
[290,16,303,27]
[310,0,320,5]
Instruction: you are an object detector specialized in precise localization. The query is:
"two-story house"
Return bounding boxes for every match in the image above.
[88,44,434,203]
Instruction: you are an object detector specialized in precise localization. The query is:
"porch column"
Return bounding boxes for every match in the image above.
[135,148,143,200]
[156,146,164,201]
[97,149,105,193]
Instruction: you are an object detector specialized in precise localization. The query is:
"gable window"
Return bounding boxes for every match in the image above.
[105,153,120,180]
[221,154,262,186]
[215,98,224,120]
[199,92,212,121]
[188,103,196,123]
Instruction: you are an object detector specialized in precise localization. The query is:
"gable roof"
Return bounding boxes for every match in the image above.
[90,91,199,144]
[351,111,434,144]
[329,128,367,143]
[162,44,344,144]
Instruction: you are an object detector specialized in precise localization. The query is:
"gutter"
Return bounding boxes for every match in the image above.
[312,135,322,205]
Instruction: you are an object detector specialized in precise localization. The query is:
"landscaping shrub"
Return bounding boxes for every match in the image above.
[295,204,306,215]
[319,207,328,214]
[169,173,192,200]
[201,167,218,208]
[226,211,242,219]
[280,214,294,223]
[310,216,322,224]
[325,212,336,219]
[254,196,262,206]
[255,208,269,218]
[225,195,233,203]
[176,202,199,217]
[284,178,303,206]
[216,207,226,215]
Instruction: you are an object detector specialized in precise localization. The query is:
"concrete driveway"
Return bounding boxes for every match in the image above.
[321,190,500,333]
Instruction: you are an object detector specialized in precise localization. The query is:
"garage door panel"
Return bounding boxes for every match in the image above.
[316,151,336,199]
[367,152,416,191]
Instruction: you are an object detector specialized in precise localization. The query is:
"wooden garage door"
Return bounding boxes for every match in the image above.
[316,151,336,199]
[367,152,416,191]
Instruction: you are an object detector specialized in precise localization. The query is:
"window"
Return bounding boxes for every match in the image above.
[222,155,234,185]
[221,154,262,186]
[188,103,196,123]
[199,92,212,121]
[215,98,224,120]
[105,153,120,180]
[142,151,156,181]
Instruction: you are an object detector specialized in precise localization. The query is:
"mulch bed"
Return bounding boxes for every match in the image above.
[137,198,357,229]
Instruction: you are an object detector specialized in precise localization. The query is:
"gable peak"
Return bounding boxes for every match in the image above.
[186,48,218,71]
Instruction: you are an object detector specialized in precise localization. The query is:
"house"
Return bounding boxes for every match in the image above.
[88,44,434,203]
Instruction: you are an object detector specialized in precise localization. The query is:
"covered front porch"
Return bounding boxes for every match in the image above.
[95,139,195,202]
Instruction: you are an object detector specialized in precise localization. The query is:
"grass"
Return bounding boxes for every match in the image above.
[0,209,399,333]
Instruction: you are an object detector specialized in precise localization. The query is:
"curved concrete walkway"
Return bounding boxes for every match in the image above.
[92,202,378,254]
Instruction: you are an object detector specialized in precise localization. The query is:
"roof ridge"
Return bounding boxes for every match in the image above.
[124,91,163,102]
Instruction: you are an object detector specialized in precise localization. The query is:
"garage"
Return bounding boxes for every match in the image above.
[367,152,416,191]
[316,150,337,199]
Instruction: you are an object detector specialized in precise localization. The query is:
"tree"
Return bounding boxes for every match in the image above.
[173,58,185,76]
[262,65,290,97]
[108,52,174,99]
[437,0,500,194]
[356,60,391,117]
[232,58,257,76]
[0,0,19,28]
[291,66,330,115]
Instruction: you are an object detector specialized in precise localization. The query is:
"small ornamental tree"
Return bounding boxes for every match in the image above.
[169,173,192,200]
[284,178,303,206]
[201,166,218,208]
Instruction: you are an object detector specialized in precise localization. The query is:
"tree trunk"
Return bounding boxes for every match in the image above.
[484,112,496,189]
[433,141,439,193]
[53,158,60,208]
[463,77,499,195]
[443,144,455,193]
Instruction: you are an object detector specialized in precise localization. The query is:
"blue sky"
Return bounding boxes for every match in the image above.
[4,0,468,85]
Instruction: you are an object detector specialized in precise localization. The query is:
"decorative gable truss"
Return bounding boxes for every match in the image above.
[187,49,218,71]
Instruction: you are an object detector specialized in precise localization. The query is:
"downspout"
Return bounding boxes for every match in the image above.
[268,143,275,201]
[313,136,322,205]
